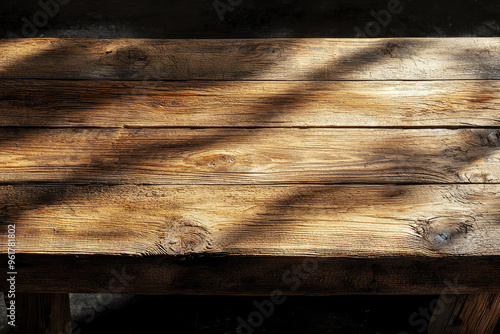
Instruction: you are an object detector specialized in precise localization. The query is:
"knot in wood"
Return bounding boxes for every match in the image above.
[115,48,150,66]
[163,220,212,256]
[485,130,500,146]
[209,154,235,166]
[464,129,500,147]
[412,216,475,249]
[192,153,236,167]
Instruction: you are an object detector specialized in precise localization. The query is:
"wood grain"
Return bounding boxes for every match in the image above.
[428,294,500,334]
[1,184,499,257]
[5,293,71,334]
[2,254,500,295]
[0,79,499,127]
[1,37,499,300]
[1,38,499,80]
[0,128,498,184]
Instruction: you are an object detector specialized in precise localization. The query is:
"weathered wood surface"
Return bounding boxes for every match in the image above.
[1,38,500,80]
[0,38,499,297]
[6,293,71,334]
[1,184,499,257]
[3,254,500,295]
[0,79,499,127]
[1,128,499,184]
[428,293,500,334]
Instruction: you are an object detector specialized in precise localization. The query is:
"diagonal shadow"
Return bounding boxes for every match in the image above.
[0,38,499,294]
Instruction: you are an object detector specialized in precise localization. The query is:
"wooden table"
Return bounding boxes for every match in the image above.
[1,38,499,333]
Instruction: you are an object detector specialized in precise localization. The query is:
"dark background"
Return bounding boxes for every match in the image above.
[1,0,500,333]
[1,0,500,39]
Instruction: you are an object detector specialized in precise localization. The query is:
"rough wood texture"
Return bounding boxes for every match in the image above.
[0,79,499,127]
[2,255,500,295]
[1,128,499,184]
[5,293,71,334]
[1,38,500,80]
[1,184,499,257]
[0,38,499,298]
[428,294,500,334]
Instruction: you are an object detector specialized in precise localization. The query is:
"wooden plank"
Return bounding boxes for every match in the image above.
[1,38,499,80]
[0,79,499,127]
[0,128,499,184]
[0,184,499,257]
[5,293,71,334]
[2,254,500,295]
[428,294,500,334]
